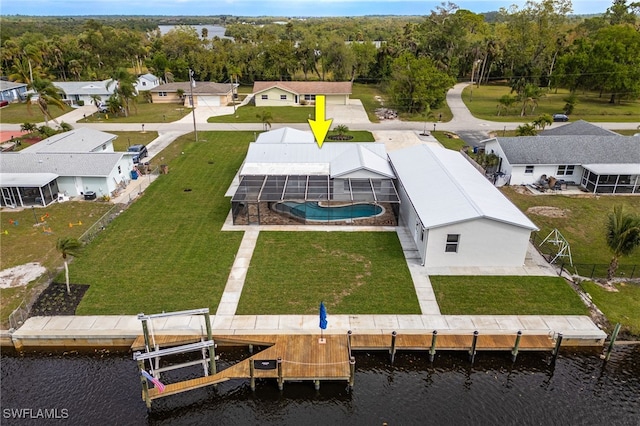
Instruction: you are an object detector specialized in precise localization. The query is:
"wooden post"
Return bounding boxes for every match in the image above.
[139,315,151,352]
[277,357,283,391]
[248,344,254,354]
[469,331,479,364]
[552,333,563,364]
[250,360,255,391]
[349,356,356,389]
[429,330,438,362]
[137,357,151,409]
[511,330,523,362]
[604,323,621,362]
[204,311,216,376]
[390,331,397,364]
[347,330,352,358]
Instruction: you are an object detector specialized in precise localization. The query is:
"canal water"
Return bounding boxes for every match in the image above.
[1,345,639,425]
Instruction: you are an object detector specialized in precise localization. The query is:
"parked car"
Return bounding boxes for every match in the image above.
[128,144,148,163]
[553,113,569,122]
[97,103,108,113]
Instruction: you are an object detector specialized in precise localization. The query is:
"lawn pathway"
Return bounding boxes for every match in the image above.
[215,229,260,315]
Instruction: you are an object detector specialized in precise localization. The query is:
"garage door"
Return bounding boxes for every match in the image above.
[197,96,221,107]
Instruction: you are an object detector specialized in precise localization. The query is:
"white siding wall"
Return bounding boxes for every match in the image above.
[510,165,566,185]
[255,88,296,106]
[424,218,532,267]
[396,180,427,263]
[56,177,79,196]
[483,140,513,177]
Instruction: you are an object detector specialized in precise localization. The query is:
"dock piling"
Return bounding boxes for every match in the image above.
[347,330,352,358]
[390,331,397,364]
[136,357,151,409]
[349,356,356,389]
[469,331,479,364]
[314,380,320,391]
[604,323,621,362]
[277,357,283,391]
[429,330,438,362]
[511,330,523,362]
[250,360,255,391]
[552,333,563,364]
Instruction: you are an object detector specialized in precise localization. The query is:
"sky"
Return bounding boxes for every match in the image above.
[0,0,613,17]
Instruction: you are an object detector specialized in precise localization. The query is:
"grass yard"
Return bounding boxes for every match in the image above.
[433,131,467,151]
[327,130,374,142]
[579,281,640,336]
[72,131,252,315]
[0,202,114,325]
[351,83,384,123]
[431,276,588,315]
[0,102,72,124]
[502,187,640,267]
[463,84,640,123]
[237,231,420,315]
[78,102,192,124]
[109,131,159,152]
[208,105,313,123]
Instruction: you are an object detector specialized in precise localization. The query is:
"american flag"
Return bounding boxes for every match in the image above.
[141,370,166,393]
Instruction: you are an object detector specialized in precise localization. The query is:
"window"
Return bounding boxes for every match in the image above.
[261,94,268,100]
[117,165,121,174]
[142,81,147,86]
[557,165,575,176]
[525,165,534,174]
[304,94,316,101]
[280,94,287,100]
[158,91,167,97]
[445,234,460,253]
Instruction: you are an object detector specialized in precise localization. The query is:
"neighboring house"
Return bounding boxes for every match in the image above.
[149,82,233,107]
[0,129,134,208]
[539,120,619,137]
[231,127,399,225]
[0,81,28,102]
[53,80,115,107]
[255,127,315,144]
[252,81,352,106]
[388,144,538,268]
[481,135,640,194]
[135,74,160,92]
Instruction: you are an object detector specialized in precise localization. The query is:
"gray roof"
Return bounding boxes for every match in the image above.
[389,144,538,230]
[0,81,28,91]
[1,172,58,187]
[20,128,117,154]
[255,127,315,144]
[150,82,232,95]
[1,152,124,177]
[241,142,394,178]
[53,80,115,96]
[484,136,640,165]
[540,120,618,137]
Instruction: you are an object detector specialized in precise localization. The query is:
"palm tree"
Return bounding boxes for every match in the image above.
[20,122,38,133]
[56,236,83,294]
[25,77,67,126]
[532,114,553,130]
[605,206,640,280]
[106,68,137,117]
[89,94,102,111]
[256,110,273,131]
[515,123,537,136]
[333,124,349,139]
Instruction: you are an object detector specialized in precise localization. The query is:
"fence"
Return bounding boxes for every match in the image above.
[531,233,638,280]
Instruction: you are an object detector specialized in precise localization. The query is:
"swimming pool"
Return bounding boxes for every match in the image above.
[276,201,383,221]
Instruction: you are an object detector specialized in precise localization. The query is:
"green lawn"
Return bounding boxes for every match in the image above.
[109,131,159,152]
[432,131,467,151]
[77,102,192,124]
[73,131,251,315]
[463,84,640,123]
[580,281,640,336]
[502,187,640,268]
[237,231,420,315]
[0,102,72,124]
[431,276,588,315]
[208,105,313,123]
[351,83,384,123]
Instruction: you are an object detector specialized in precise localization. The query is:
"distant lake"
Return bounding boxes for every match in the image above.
[157,25,232,40]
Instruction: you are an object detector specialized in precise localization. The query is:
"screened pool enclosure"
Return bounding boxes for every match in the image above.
[232,175,400,225]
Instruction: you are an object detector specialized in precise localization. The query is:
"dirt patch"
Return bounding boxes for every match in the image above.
[526,206,571,218]
[29,282,89,316]
[0,263,47,289]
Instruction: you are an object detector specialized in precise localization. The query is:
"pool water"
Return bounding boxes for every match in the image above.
[278,201,382,221]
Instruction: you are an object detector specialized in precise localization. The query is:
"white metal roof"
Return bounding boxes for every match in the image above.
[389,144,538,230]
[255,127,315,144]
[583,163,640,175]
[241,142,394,178]
[20,128,117,154]
[1,152,124,177]
[0,172,58,187]
[53,80,115,96]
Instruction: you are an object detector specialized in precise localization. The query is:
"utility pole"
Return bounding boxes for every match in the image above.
[189,68,198,142]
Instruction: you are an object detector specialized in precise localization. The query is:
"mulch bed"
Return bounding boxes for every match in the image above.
[328,135,354,141]
[30,282,89,316]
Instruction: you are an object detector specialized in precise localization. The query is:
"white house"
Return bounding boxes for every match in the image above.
[388,144,538,268]
[0,129,134,207]
[135,73,160,91]
[0,81,28,102]
[149,82,233,107]
[232,128,399,225]
[481,133,640,194]
[252,81,352,106]
[53,80,115,107]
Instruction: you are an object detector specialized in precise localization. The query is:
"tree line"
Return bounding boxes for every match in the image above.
[1,0,639,114]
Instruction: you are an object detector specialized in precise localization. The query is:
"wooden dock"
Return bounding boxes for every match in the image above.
[137,331,557,403]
